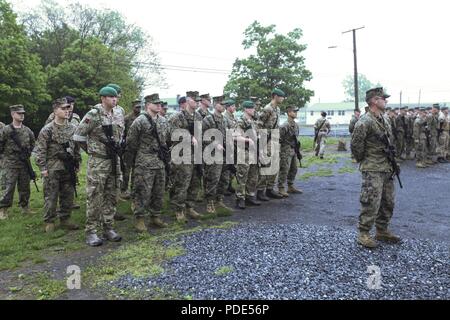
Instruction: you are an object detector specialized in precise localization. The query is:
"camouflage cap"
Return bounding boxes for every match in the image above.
[52,97,70,109]
[178,96,187,104]
[144,93,162,104]
[419,107,427,112]
[432,103,440,110]
[200,93,211,100]
[65,96,75,104]
[400,106,407,110]
[9,104,26,113]
[426,106,432,111]
[441,106,448,111]
[132,99,142,107]
[213,95,225,105]
[186,91,201,101]
[161,101,168,108]
[286,106,299,112]
[414,106,420,110]
[365,87,390,103]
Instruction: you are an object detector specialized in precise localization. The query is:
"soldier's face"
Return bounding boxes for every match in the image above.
[432,108,439,115]
[289,111,298,119]
[133,106,141,114]
[202,99,211,108]
[148,103,161,114]
[102,96,117,108]
[215,103,225,113]
[55,106,70,119]
[187,98,197,110]
[246,108,255,117]
[374,96,387,111]
[11,112,24,122]
[275,96,285,104]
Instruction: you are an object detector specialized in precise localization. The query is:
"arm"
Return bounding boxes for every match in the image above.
[351,121,367,162]
[34,128,49,174]
[74,110,96,151]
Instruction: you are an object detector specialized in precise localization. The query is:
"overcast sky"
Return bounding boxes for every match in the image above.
[10,0,450,104]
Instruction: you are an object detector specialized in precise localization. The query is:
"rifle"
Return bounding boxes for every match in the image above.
[423,123,431,148]
[58,142,79,197]
[187,121,204,178]
[379,132,403,189]
[437,121,444,139]
[314,119,327,145]
[9,126,39,192]
[101,125,125,177]
[143,114,171,176]
[292,134,303,168]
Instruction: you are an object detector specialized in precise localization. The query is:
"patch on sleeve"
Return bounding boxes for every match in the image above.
[83,118,91,124]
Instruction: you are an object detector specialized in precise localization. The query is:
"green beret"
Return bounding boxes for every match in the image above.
[9,104,26,113]
[426,106,432,111]
[272,88,286,97]
[107,84,121,94]
[432,103,440,110]
[224,99,236,107]
[99,87,118,97]
[441,106,448,111]
[144,93,162,104]
[242,101,255,109]
[400,106,407,110]
[419,107,427,111]
[161,101,168,108]
[365,87,390,103]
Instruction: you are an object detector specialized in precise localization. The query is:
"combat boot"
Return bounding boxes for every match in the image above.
[86,233,103,247]
[45,223,55,233]
[103,229,122,242]
[0,208,9,220]
[186,208,202,220]
[357,231,378,248]
[415,162,427,168]
[72,203,81,210]
[257,190,270,201]
[175,210,187,223]
[150,216,168,228]
[425,159,434,165]
[60,218,80,231]
[134,217,147,232]
[375,229,401,244]
[438,157,449,163]
[245,196,261,206]
[277,186,289,198]
[288,185,303,194]
[206,200,216,214]
[114,212,127,221]
[236,198,246,210]
[266,189,284,199]
[21,206,34,215]
[215,200,232,211]
[120,191,131,200]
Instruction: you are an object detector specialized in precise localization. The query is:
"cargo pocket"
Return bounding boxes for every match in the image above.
[359,173,372,204]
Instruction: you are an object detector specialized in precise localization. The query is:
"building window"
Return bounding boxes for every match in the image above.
[310,111,314,116]
[329,110,334,116]
[337,110,346,116]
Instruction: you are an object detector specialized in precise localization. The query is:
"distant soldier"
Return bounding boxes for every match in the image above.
[425,105,439,164]
[313,111,331,159]
[74,87,123,247]
[120,99,142,200]
[127,93,170,232]
[233,101,261,209]
[414,107,430,168]
[223,98,237,195]
[349,109,361,135]
[437,106,449,163]
[405,107,415,160]
[45,96,81,126]
[278,106,302,197]
[202,96,232,214]
[178,96,187,112]
[197,93,212,119]
[386,107,398,156]
[160,101,169,118]
[169,91,203,222]
[395,106,408,160]
[256,88,286,201]
[0,105,36,219]
[34,98,81,232]
[351,87,400,249]
[251,96,263,118]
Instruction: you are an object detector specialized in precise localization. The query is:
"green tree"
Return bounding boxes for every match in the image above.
[0,0,50,129]
[342,73,383,102]
[224,21,314,109]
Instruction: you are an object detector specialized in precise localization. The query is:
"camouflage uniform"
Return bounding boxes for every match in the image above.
[74,104,123,235]
[349,115,358,135]
[437,112,449,159]
[233,115,259,200]
[426,113,438,160]
[395,114,407,159]
[46,112,81,126]
[121,111,140,194]
[278,118,299,188]
[202,112,228,203]
[34,121,81,223]
[405,113,415,159]
[126,113,168,219]
[197,108,210,119]
[0,122,4,189]
[169,109,203,211]
[222,110,238,193]
[0,124,35,210]
[388,114,398,151]
[351,111,396,234]
[413,115,428,166]
[314,117,331,157]
[256,102,280,192]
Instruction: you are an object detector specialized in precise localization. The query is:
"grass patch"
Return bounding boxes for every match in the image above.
[299,136,341,152]
[338,166,357,174]
[299,169,334,181]
[7,272,67,300]
[215,266,234,276]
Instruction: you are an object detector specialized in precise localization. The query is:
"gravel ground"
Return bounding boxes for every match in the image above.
[114,223,449,300]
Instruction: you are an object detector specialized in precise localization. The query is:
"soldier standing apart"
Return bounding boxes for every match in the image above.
[0,105,35,219]
[120,99,142,200]
[233,101,261,209]
[351,88,401,249]
[278,106,303,197]
[313,111,331,159]
[34,98,81,232]
[414,107,430,168]
[74,87,123,247]
[349,109,361,162]
[127,94,169,232]
[437,106,449,163]
[202,96,232,214]
[256,88,286,201]
[169,91,204,222]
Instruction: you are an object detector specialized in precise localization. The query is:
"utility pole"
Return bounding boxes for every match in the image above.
[400,91,402,108]
[343,26,365,112]
[418,89,422,107]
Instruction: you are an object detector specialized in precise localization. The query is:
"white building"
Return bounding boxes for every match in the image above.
[302,102,358,126]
